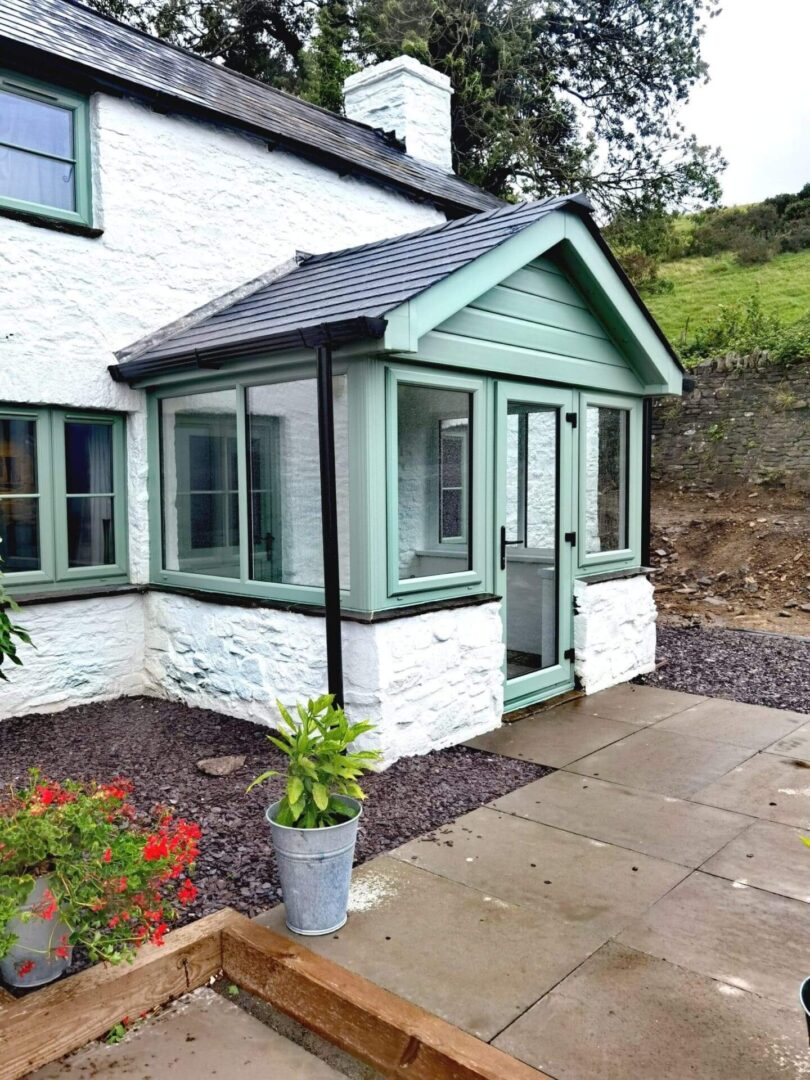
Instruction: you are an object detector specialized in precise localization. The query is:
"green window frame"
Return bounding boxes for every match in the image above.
[0,70,93,228]
[385,365,489,599]
[0,406,128,592]
[576,391,642,572]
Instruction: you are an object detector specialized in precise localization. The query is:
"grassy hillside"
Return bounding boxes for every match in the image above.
[644,249,810,351]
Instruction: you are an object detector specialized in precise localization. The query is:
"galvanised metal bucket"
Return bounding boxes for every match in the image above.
[0,875,73,989]
[266,796,361,936]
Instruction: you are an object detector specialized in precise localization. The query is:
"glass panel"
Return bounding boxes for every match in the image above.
[0,89,73,157]
[67,496,114,567]
[0,417,37,495]
[0,146,75,210]
[586,406,629,554]
[247,376,350,589]
[505,404,558,678]
[161,390,240,579]
[65,422,113,494]
[0,498,40,572]
[397,383,471,581]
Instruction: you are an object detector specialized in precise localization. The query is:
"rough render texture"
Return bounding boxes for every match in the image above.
[1,91,444,584]
[143,592,505,764]
[573,575,657,695]
[0,594,146,719]
[343,56,453,170]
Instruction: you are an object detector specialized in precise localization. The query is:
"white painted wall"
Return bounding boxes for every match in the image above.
[573,575,656,694]
[143,591,504,764]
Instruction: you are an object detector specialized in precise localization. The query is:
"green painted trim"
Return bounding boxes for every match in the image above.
[0,405,127,593]
[575,391,642,573]
[0,69,93,228]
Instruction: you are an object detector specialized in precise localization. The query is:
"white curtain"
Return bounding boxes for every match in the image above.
[0,90,74,210]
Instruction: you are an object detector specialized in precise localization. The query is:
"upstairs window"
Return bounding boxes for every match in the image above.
[0,71,92,227]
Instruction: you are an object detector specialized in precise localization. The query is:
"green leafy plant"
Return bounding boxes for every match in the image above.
[0,772,201,979]
[248,696,381,829]
[0,543,33,680]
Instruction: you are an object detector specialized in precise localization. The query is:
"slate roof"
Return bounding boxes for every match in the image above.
[113,197,595,382]
[1,0,501,216]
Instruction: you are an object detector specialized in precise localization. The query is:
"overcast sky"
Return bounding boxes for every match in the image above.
[681,0,810,206]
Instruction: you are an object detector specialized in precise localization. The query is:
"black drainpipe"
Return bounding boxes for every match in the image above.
[641,397,653,567]
[316,344,345,707]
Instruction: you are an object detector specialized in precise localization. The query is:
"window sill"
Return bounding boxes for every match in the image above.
[0,204,103,239]
[11,584,144,608]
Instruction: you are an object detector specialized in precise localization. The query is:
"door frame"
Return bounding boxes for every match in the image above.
[495,380,577,711]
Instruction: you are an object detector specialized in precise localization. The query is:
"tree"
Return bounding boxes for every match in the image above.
[82,0,724,215]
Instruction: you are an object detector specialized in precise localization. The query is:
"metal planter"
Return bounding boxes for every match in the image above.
[1,875,73,989]
[266,796,361,936]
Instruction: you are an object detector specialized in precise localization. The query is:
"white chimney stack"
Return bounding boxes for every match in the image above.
[343,56,453,172]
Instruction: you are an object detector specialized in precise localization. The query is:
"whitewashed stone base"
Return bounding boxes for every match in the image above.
[143,592,505,764]
[0,594,146,720]
[573,575,657,695]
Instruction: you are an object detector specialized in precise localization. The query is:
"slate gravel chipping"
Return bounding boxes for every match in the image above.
[640,625,810,714]
[0,697,549,923]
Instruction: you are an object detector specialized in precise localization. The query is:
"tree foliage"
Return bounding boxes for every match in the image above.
[83,0,724,214]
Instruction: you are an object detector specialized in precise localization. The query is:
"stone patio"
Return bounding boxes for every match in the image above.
[260,683,810,1079]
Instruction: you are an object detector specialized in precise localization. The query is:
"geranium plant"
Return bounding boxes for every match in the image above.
[0,546,32,680]
[0,771,201,979]
[248,696,381,828]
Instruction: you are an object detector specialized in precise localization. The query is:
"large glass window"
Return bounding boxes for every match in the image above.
[0,72,92,226]
[585,405,629,554]
[0,408,126,589]
[396,382,472,582]
[156,375,350,597]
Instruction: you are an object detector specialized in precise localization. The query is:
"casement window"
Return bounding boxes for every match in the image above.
[0,70,92,227]
[578,393,641,569]
[386,367,486,597]
[155,374,350,601]
[0,407,127,590]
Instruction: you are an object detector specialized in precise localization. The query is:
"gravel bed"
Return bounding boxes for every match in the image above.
[0,696,549,922]
[639,625,810,714]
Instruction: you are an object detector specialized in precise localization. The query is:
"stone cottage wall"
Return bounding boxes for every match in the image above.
[652,357,810,491]
[573,574,656,695]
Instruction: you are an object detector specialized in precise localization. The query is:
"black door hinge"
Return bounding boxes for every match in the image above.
[564,531,577,545]
[564,648,575,661]
[565,412,578,427]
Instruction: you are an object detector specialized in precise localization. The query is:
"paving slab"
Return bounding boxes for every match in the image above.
[765,720,810,762]
[33,987,342,1078]
[567,727,754,798]
[654,697,806,750]
[391,807,689,937]
[258,855,605,1042]
[494,941,810,1080]
[564,683,706,725]
[492,770,753,867]
[467,712,639,767]
[702,818,810,903]
[691,754,810,828]
[618,871,810,1006]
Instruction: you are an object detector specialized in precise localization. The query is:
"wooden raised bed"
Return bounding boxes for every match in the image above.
[0,908,549,1080]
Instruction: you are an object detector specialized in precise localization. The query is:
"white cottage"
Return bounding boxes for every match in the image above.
[0,0,685,761]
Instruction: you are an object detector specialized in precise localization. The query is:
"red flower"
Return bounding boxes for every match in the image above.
[116,876,128,893]
[39,898,58,921]
[177,878,197,905]
[35,784,57,806]
[150,923,168,947]
[103,847,112,863]
[143,835,169,862]
[54,945,70,959]
[16,960,35,977]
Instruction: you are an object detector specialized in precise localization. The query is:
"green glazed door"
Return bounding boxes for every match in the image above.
[496,381,576,710]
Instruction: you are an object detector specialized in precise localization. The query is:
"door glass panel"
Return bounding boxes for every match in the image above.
[397,383,471,581]
[505,403,558,679]
[586,405,629,554]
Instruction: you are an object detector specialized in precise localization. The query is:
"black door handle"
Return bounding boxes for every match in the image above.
[500,525,523,570]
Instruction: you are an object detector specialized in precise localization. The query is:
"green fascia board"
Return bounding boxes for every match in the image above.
[383,209,682,397]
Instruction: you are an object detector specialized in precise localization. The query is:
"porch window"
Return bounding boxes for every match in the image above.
[155,373,350,600]
[0,407,127,590]
[0,71,93,227]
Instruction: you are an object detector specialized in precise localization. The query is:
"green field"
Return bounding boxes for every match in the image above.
[643,249,810,351]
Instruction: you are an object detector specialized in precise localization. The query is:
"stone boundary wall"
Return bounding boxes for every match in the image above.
[652,356,810,491]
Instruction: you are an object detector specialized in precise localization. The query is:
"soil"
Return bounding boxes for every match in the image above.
[651,485,810,636]
[640,624,810,714]
[0,697,549,925]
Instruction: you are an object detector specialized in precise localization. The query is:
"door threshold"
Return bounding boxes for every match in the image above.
[502,686,583,723]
